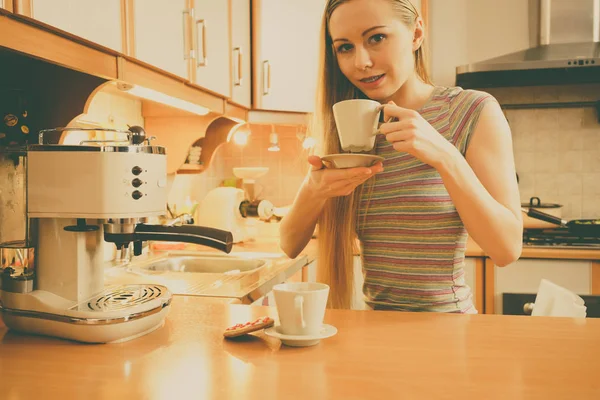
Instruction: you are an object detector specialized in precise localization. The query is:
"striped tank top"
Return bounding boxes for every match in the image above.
[357,86,495,313]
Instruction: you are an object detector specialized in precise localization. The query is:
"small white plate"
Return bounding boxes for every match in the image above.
[264,324,338,347]
[321,154,384,169]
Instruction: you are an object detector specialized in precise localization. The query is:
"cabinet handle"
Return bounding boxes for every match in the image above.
[233,47,242,86]
[182,9,194,60]
[262,60,271,95]
[523,302,535,315]
[233,47,243,86]
[196,19,207,67]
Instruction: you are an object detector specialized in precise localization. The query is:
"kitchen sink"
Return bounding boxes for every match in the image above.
[136,252,277,274]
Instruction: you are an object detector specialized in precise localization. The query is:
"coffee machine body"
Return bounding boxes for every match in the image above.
[0,128,233,343]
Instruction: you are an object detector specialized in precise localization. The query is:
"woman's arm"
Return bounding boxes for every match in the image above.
[437,101,522,266]
[380,101,522,267]
[280,156,382,258]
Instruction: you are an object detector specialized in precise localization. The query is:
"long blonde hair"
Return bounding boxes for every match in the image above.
[313,0,431,309]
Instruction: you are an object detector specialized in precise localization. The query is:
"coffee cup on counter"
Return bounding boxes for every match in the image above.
[272,282,329,336]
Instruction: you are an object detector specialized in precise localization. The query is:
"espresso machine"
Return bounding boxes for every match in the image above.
[0,127,233,343]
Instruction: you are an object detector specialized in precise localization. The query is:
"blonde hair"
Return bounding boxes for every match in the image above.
[312,0,431,309]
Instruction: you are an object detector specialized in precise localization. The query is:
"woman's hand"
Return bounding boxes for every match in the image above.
[379,101,459,169]
[304,155,383,200]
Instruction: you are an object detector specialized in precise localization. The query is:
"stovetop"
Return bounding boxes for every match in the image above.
[523,228,600,248]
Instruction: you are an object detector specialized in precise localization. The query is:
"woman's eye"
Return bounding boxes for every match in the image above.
[368,33,386,45]
[336,43,353,53]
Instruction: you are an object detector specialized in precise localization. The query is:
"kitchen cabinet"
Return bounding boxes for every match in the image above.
[1,1,13,12]
[192,0,230,97]
[133,0,189,79]
[25,0,123,52]
[489,258,593,314]
[230,0,251,107]
[252,0,325,112]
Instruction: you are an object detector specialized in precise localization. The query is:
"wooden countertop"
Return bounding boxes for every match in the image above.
[466,238,600,260]
[1,296,599,399]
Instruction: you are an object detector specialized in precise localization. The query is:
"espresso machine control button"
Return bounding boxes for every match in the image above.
[132,178,143,188]
[132,190,143,200]
[132,166,143,175]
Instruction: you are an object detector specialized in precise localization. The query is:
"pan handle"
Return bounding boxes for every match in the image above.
[526,208,567,226]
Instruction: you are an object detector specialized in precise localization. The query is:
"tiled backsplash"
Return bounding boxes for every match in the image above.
[486,85,600,219]
[168,124,311,209]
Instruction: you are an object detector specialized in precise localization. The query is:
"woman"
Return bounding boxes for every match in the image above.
[280,0,522,312]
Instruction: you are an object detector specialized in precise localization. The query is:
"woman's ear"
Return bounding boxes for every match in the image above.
[412,17,425,51]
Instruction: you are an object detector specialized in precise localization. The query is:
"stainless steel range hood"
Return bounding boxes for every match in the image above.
[456,0,600,88]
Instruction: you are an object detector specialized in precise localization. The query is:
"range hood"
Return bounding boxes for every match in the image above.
[456,0,600,88]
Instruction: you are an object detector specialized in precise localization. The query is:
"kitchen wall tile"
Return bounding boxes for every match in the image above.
[558,151,583,173]
[556,108,584,129]
[558,129,585,151]
[512,128,536,152]
[582,198,600,219]
[563,195,582,219]
[514,151,536,174]
[533,173,559,198]
[582,150,600,173]
[534,110,559,130]
[534,151,559,173]
[582,129,600,150]
[582,173,600,195]
[534,130,559,151]
[556,173,582,196]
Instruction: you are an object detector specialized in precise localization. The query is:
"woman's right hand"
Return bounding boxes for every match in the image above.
[304,155,384,199]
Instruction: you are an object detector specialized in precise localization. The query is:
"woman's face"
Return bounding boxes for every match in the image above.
[328,0,420,102]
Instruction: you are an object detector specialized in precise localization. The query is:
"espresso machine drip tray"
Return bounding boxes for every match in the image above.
[72,284,168,313]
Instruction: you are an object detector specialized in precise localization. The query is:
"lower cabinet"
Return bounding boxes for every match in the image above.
[487,258,594,315]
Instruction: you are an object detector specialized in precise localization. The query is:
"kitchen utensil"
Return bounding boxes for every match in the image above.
[321,154,384,169]
[526,208,600,236]
[522,197,563,229]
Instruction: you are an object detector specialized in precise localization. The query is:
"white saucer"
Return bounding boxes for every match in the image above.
[264,324,338,347]
[321,154,384,169]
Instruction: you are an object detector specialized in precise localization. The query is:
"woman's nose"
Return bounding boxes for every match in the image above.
[354,47,373,71]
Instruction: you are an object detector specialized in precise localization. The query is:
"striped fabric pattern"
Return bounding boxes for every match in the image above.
[357,86,495,313]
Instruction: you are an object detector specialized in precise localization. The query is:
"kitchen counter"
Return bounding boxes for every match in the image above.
[466,237,600,260]
[103,223,317,304]
[1,296,599,399]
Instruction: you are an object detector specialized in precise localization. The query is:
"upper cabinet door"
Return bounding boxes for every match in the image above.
[192,0,230,97]
[28,0,123,52]
[133,0,190,79]
[253,0,325,112]
[230,0,251,107]
[1,0,13,12]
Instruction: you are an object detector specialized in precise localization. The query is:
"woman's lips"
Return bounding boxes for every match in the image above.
[359,74,385,88]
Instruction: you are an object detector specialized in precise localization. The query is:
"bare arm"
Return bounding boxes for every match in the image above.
[437,101,522,266]
[380,100,522,267]
[280,155,383,258]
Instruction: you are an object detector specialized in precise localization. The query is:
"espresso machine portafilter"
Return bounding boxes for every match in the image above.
[0,127,233,343]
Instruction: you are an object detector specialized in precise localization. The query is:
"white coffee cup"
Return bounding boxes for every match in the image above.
[332,99,382,152]
[272,282,329,336]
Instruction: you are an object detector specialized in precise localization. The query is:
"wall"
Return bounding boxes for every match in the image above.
[485,84,600,220]
[168,124,311,212]
[428,0,530,86]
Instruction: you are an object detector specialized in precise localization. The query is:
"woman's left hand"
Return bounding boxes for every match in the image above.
[379,101,458,169]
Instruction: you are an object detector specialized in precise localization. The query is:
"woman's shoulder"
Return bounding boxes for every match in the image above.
[436,86,496,104]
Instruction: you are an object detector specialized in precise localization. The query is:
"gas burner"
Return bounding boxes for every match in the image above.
[523,228,600,248]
